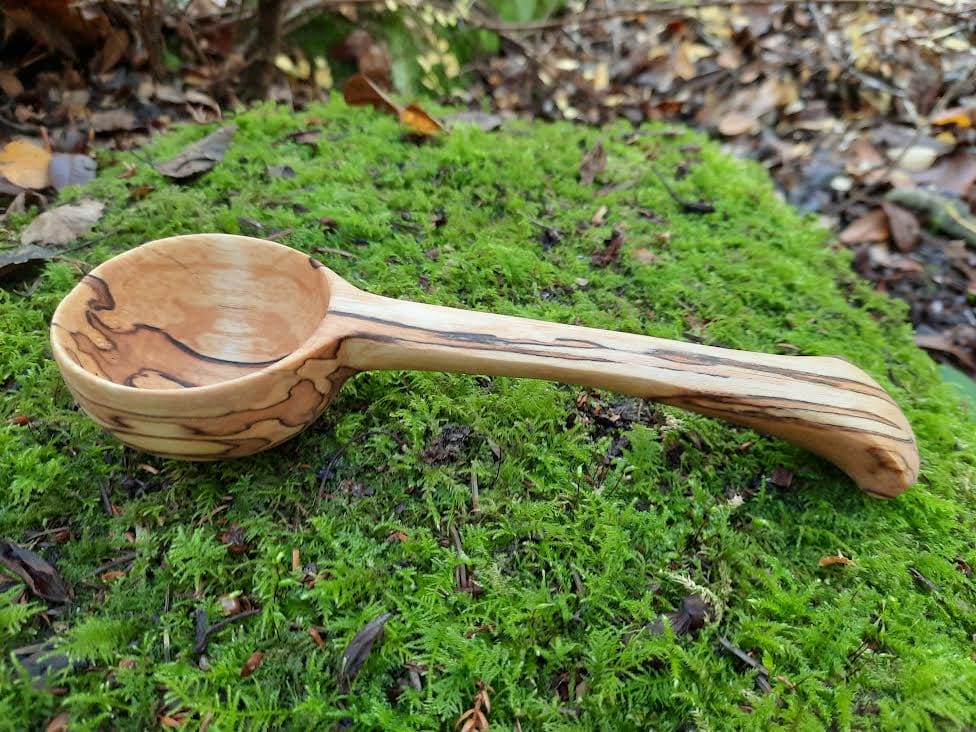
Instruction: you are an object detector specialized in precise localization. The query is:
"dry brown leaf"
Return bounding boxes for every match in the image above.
[44,712,69,732]
[819,554,854,567]
[591,228,625,267]
[100,570,126,582]
[343,72,400,116]
[309,627,325,647]
[155,125,236,180]
[240,650,264,678]
[98,26,129,73]
[21,198,104,246]
[400,104,446,136]
[0,69,24,98]
[718,111,758,137]
[931,106,976,129]
[90,109,141,133]
[838,209,889,245]
[915,333,976,372]
[579,140,607,186]
[0,540,70,602]
[633,247,658,264]
[880,201,920,252]
[913,150,976,197]
[0,139,51,190]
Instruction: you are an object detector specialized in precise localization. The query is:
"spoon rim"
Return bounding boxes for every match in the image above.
[51,234,336,398]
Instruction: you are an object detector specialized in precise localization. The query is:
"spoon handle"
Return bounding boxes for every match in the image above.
[326,289,918,498]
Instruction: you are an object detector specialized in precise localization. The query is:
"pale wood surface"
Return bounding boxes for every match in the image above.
[51,234,920,497]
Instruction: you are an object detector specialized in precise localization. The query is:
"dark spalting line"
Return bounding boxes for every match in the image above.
[85,312,286,369]
[330,310,896,403]
[665,396,917,446]
[342,328,907,435]
[346,330,618,365]
[124,368,199,388]
[79,275,286,374]
[663,390,907,431]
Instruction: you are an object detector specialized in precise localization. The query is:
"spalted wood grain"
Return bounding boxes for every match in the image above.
[51,235,919,497]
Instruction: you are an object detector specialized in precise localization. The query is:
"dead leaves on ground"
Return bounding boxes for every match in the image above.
[338,612,392,693]
[155,125,237,180]
[455,681,493,732]
[20,198,104,246]
[0,539,71,603]
[343,73,445,137]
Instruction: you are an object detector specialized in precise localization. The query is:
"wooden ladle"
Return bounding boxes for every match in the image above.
[51,234,919,498]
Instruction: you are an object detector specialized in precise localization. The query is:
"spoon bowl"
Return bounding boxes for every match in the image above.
[52,234,920,497]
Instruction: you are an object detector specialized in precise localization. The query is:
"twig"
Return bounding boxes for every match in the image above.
[718,636,773,693]
[192,608,261,655]
[651,165,715,214]
[91,551,138,576]
[99,480,116,517]
[475,0,974,31]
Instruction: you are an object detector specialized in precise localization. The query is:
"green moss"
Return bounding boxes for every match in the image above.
[1,100,974,730]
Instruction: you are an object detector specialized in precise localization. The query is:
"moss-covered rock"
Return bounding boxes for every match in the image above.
[1,101,974,730]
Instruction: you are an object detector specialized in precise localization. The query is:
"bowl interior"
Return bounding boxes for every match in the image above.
[52,235,330,389]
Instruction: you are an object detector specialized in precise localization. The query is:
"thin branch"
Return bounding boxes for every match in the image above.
[476,0,973,32]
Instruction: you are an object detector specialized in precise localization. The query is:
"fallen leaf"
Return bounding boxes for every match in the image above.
[912,149,976,197]
[240,650,263,678]
[0,139,51,190]
[219,523,251,554]
[48,153,97,190]
[44,712,69,732]
[443,110,504,131]
[343,72,399,116]
[718,111,758,136]
[768,466,794,489]
[838,209,889,245]
[423,425,472,464]
[579,140,607,185]
[591,228,625,267]
[0,245,58,282]
[100,570,126,582]
[90,109,141,133]
[591,205,608,225]
[931,106,975,129]
[915,333,976,372]
[895,145,938,173]
[0,69,24,97]
[818,554,854,567]
[155,125,237,180]
[648,595,708,636]
[159,715,185,728]
[880,201,920,252]
[98,26,129,73]
[633,247,658,264]
[386,530,408,542]
[287,128,322,147]
[309,627,325,647]
[0,540,70,602]
[21,198,104,246]
[399,103,445,136]
[339,612,392,692]
[128,185,155,201]
[267,164,296,179]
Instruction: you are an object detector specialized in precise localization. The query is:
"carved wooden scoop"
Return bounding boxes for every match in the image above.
[51,234,919,498]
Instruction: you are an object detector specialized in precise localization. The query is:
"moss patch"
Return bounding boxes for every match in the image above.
[1,102,975,730]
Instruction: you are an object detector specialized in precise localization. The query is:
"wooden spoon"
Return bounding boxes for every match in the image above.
[50,234,919,498]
